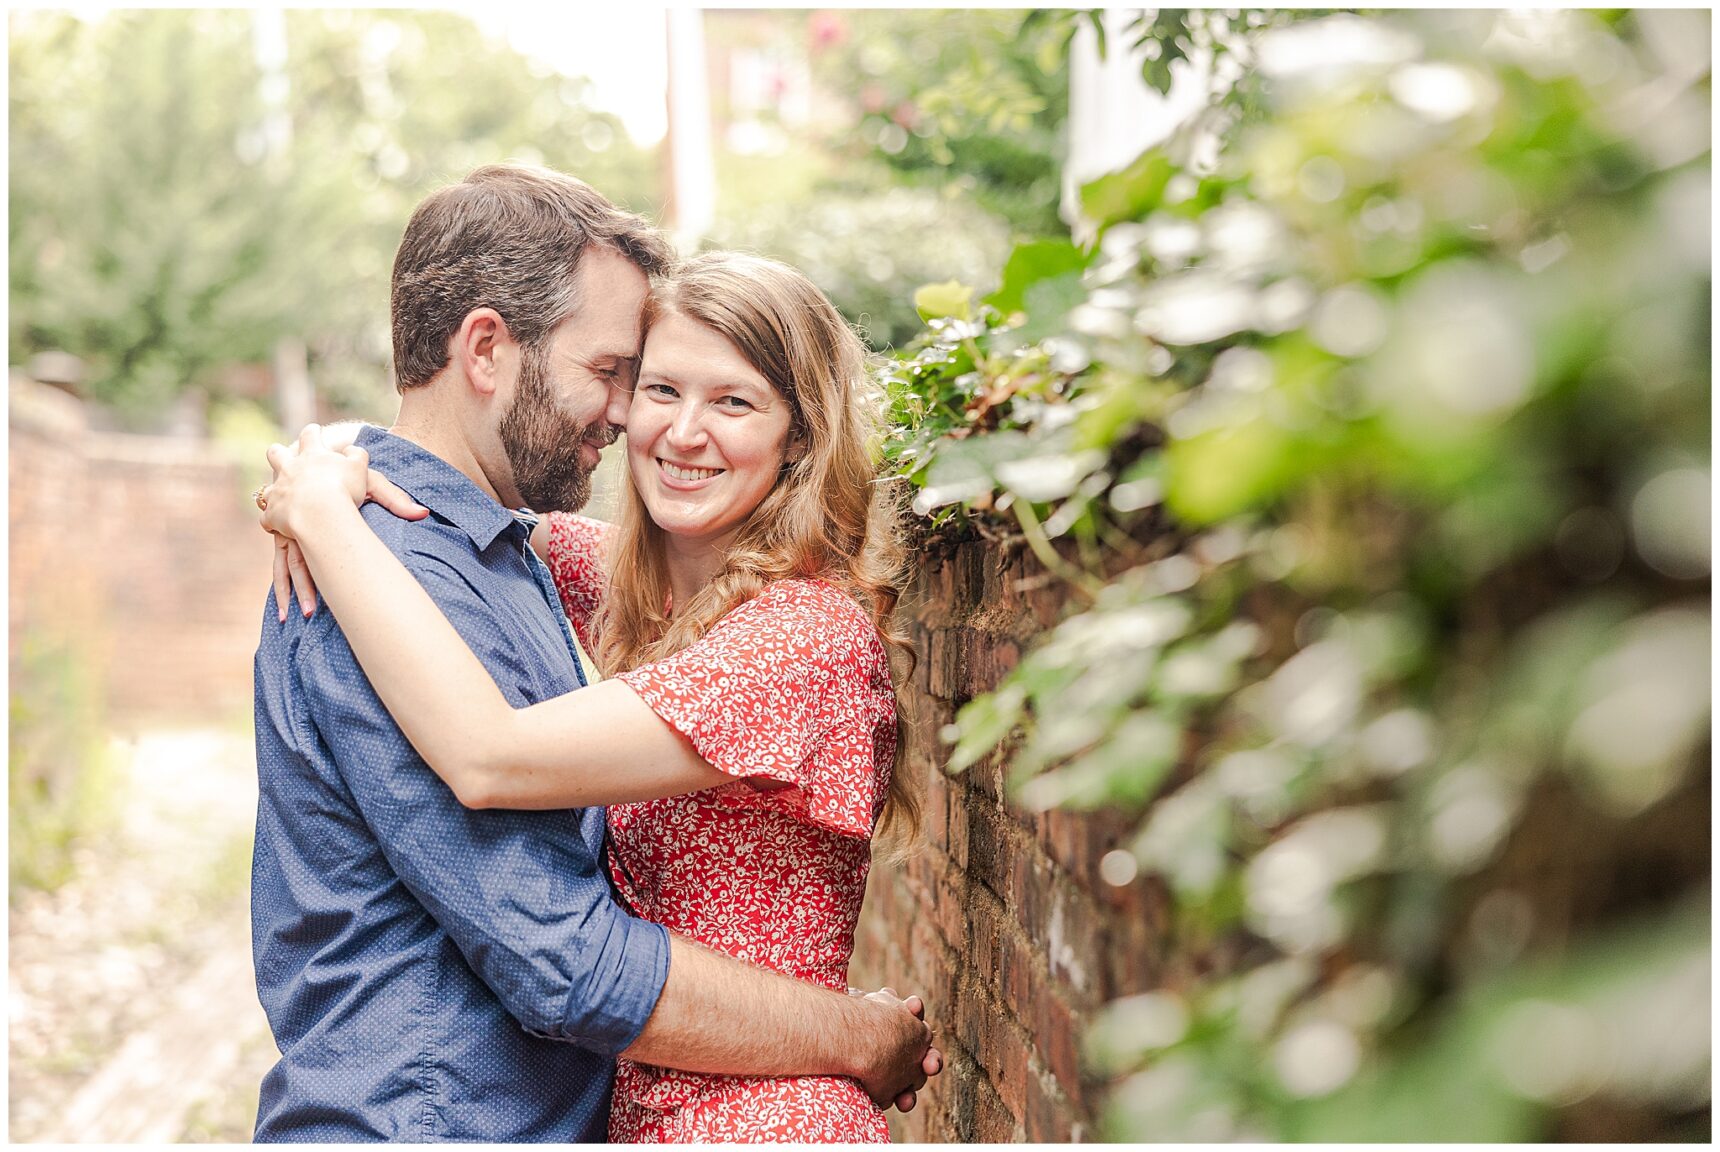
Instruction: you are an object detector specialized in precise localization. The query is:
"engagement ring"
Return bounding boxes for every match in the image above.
[253,486,270,511]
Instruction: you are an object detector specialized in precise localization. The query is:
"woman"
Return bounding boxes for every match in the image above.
[257,253,917,1143]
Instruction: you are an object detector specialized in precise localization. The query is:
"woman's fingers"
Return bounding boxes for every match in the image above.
[266,441,289,478]
[364,468,429,520]
[266,530,318,620]
[286,538,317,617]
[297,422,325,452]
[272,535,291,623]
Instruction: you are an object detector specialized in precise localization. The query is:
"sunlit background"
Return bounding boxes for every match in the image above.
[9,7,1710,1143]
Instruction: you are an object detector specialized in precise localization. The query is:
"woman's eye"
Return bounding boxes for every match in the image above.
[643,383,678,399]
[716,396,753,411]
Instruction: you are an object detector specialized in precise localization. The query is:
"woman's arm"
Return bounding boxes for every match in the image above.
[262,427,730,809]
[266,422,427,620]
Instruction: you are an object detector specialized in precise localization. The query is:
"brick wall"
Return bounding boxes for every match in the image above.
[10,376,277,722]
[853,538,1171,1143]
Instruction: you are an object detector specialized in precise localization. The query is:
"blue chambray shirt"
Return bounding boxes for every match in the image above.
[251,426,669,1142]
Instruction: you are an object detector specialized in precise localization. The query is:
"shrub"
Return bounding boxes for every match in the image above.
[889,10,1710,1141]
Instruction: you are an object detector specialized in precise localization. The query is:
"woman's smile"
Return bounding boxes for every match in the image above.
[657,459,725,487]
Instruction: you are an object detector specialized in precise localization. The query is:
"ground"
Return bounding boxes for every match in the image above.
[8,725,275,1143]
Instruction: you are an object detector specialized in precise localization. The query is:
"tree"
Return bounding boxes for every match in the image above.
[9,9,653,425]
[807,9,1073,239]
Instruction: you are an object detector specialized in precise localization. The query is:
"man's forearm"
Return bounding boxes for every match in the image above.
[622,934,886,1080]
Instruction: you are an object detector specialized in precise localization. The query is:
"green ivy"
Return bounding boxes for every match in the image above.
[887,10,1710,1141]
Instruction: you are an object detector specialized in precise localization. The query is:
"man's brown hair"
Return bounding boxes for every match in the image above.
[389,164,674,391]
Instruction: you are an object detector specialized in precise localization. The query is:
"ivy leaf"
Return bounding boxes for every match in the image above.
[1080,150,1176,231]
[912,431,1032,512]
[948,683,1027,773]
[1017,712,1182,811]
[1164,414,1297,524]
[985,238,1093,318]
[1087,9,1109,60]
[1287,900,1709,1142]
[1017,272,1089,343]
[913,279,975,322]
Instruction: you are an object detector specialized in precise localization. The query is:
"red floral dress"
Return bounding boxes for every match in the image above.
[545,513,895,1144]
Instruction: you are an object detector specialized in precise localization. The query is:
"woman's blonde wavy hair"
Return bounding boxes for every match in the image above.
[595,251,920,848]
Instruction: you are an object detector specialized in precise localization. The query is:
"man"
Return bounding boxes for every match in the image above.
[251,164,937,1142]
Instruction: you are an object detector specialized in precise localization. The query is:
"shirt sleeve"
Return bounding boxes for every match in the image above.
[544,513,612,655]
[292,550,667,1057]
[616,583,891,839]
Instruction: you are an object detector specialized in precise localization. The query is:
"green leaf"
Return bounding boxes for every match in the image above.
[985,239,1094,317]
[913,279,975,322]
[1018,712,1183,811]
[1080,150,1176,230]
[949,683,1027,772]
[1164,415,1297,524]
[1087,10,1109,60]
[1017,272,1089,343]
[1289,898,1710,1141]
[914,430,1035,511]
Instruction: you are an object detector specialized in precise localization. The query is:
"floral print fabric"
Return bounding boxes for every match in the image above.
[545,513,895,1143]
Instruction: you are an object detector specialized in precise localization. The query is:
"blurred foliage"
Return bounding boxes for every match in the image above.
[807,9,1073,238]
[710,183,1011,351]
[9,627,114,895]
[705,9,1074,347]
[886,9,1710,1141]
[8,9,652,427]
[1026,8,1360,97]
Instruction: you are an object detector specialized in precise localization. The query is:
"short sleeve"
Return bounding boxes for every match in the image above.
[616,582,892,839]
[545,513,612,653]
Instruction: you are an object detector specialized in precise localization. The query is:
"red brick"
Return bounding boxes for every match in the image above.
[957,751,996,803]
[985,1010,1034,1116]
[929,868,967,952]
[1014,871,1105,1004]
[851,537,1203,1144]
[11,383,275,723]
[942,1052,981,1142]
[926,626,965,701]
[970,1071,1022,1142]
[1025,1061,1077,1143]
[1032,988,1085,1108]
[997,927,1040,1026]
[944,779,972,873]
[1103,876,1176,999]
[1038,805,1124,889]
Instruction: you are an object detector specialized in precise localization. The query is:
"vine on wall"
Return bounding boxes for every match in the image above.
[883,11,1710,1141]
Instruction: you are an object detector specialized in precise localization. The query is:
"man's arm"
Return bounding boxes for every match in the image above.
[626,935,936,1107]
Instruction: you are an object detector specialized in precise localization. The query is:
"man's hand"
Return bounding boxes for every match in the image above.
[848,986,944,1113]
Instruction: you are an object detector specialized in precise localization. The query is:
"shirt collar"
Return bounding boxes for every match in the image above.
[356,425,524,552]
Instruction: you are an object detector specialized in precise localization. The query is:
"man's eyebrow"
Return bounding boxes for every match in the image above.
[584,349,640,365]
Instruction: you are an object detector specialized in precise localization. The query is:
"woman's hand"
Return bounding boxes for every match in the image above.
[260,424,427,620]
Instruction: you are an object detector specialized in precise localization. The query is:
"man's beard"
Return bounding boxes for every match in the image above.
[498,347,613,513]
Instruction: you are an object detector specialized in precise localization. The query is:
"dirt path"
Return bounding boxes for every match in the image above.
[9,727,277,1143]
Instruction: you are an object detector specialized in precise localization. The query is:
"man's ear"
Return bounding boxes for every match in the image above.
[454,308,514,398]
